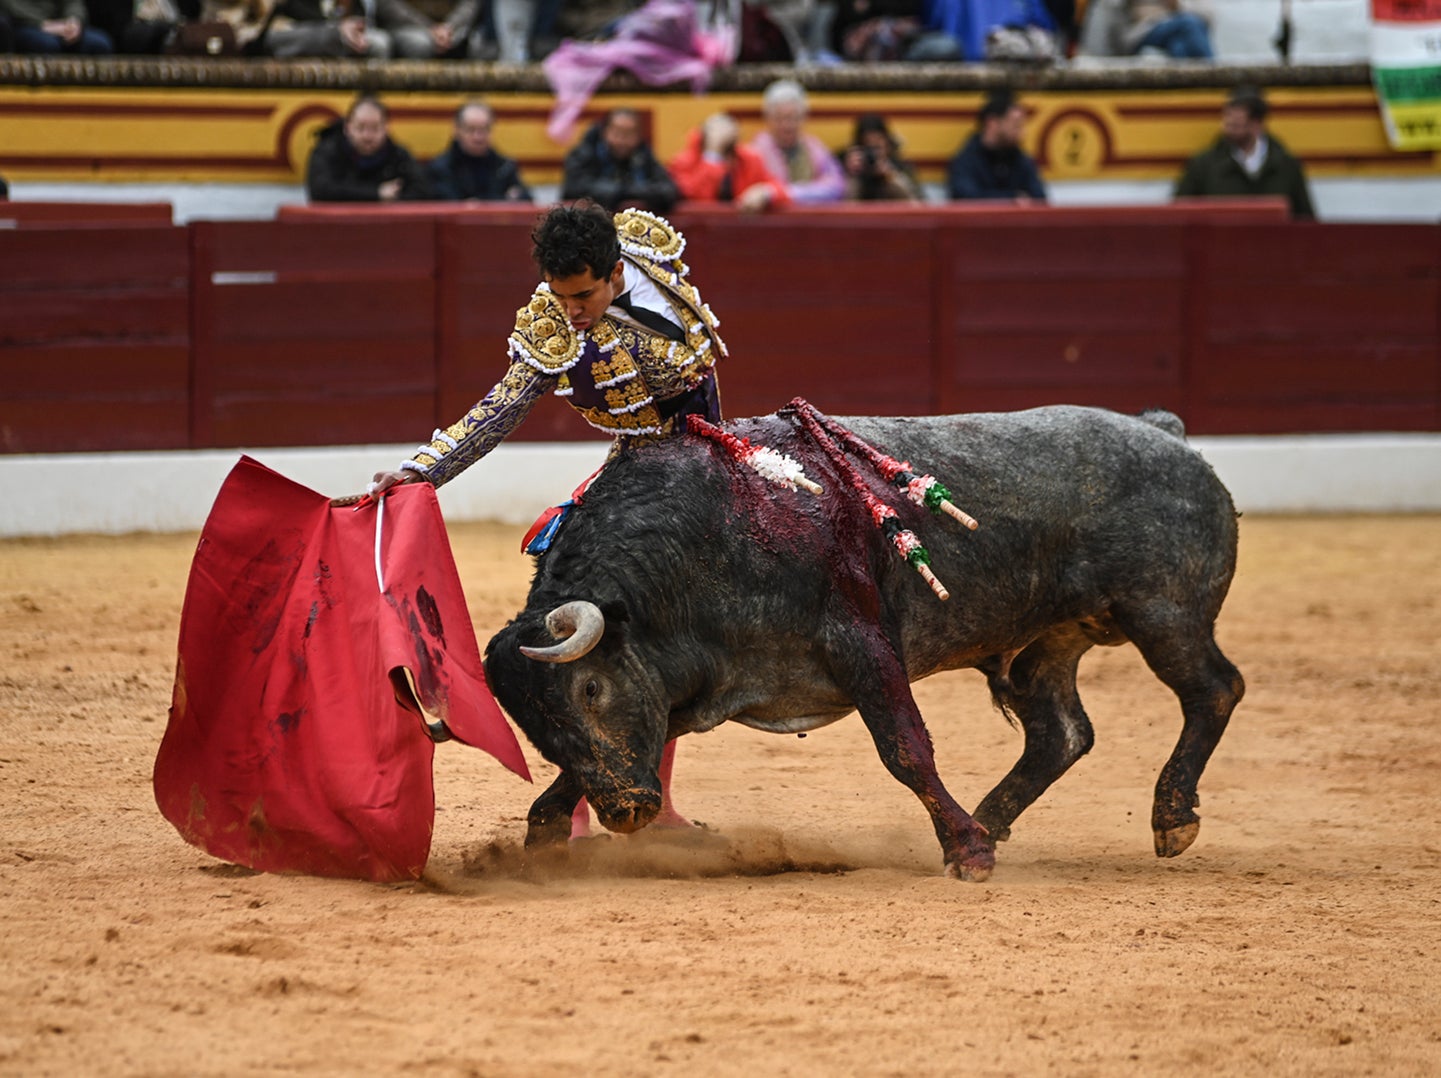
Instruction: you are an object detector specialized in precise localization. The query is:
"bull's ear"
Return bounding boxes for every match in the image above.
[600,600,630,625]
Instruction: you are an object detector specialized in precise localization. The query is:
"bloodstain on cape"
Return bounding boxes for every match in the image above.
[153,457,530,882]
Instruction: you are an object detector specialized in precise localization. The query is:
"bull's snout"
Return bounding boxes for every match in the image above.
[593,788,662,834]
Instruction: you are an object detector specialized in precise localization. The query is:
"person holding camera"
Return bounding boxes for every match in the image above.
[839,113,924,203]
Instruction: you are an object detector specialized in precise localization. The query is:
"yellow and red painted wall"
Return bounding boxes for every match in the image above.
[1,84,1436,186]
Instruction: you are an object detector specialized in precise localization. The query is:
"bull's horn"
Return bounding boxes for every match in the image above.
[518,600,605,663]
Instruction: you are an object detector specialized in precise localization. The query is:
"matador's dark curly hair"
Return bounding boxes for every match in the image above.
[531,201,620,281]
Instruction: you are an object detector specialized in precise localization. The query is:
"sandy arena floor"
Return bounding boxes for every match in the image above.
[1,513,1439,1076]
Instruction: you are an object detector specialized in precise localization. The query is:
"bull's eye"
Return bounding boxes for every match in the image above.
[584,679,599,700]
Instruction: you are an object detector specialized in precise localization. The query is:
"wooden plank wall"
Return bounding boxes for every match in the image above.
[189,219,438,448]
[1,203,1438,455]
[0,224,191,452]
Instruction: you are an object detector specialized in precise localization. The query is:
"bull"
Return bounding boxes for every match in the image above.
[483,404,1245,881]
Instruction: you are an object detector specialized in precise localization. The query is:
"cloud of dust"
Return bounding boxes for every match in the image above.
[438,824,933,887]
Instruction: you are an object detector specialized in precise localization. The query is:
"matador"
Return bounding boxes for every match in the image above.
[371,201,726,835]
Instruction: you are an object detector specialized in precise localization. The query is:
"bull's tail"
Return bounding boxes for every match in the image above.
[1137,408,1186,439]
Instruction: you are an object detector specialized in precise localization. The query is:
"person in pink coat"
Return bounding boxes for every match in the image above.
[747,78,846,205]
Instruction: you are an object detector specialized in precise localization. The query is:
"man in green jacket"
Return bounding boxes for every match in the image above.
[1174,86,1316,219]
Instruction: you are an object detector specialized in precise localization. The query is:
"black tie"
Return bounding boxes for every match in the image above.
[613,292,685,341]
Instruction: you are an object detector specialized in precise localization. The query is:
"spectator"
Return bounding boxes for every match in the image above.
[1174,86,1316,219]
[189,0,272,53]
[1042,0,1075,52]
[260,0,385,57]
[668,112,789,213]
[1,0,114,52]
[739,0,832,62]
[947,88,1047,203]
[561,108,679,214]
[364,0,473,58]
[1083,0,1212,59]
[84,0,187,53]
[833,0,959,62]
[0,173,8,199]
[839,113,923,202]
[748,79,846,204]
[427,101,532,203]
[1127,0,1211,58]
[305,96,431,204]
[481,0,544,61]
[923,0,1056,61]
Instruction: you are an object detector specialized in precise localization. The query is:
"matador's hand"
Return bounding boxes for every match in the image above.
[330,469,416,508]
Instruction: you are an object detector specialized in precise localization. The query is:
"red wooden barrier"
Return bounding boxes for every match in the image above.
[189,219,438,448]
[935,217,1187,416]
[1,205,1436,456]
[0,201,173,228]
[278,203,540,225]
[1185,222,1441,434]
[680,214,941,419]
[0,225,190,453]
[673,197,1292,224]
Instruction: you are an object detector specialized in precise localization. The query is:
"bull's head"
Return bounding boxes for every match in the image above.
[485,599,670,834]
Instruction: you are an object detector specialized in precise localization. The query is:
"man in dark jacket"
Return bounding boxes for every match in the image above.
[426,101,532,203]
[947,89,1047,203]
[560,108,678,214]
[305,95,431,203]
[1174,86,1316,219]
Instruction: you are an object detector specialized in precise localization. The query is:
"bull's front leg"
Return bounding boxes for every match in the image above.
[838,634,995,881]
[525,769,584,848]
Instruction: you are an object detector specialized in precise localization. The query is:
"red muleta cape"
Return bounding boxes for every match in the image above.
[153,457,530,882]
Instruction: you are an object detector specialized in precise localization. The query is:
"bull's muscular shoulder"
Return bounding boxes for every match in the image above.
[509,287,582,374]
[614,209,685,266]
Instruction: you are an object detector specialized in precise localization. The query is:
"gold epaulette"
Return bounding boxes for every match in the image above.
[614,209,685,262]
[509,288,581,373]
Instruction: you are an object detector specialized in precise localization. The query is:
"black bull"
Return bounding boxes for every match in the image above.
[483,405,1245,881]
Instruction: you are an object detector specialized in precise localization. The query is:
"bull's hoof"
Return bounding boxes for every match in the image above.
[944,859,993,883]
[944,841,996,882]
[1153,821,1200,858]
[524,815,571,849]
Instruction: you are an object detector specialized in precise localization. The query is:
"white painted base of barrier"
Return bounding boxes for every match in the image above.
[0,434,1437,538]
[1188,434,1441,515]
[0,441,610,538]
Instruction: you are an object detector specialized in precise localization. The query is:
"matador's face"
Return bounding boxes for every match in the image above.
[545,260,626,333]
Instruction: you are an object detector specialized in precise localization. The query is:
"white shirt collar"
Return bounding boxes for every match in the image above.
[1232,134,1269,179]
[610,258,680,326]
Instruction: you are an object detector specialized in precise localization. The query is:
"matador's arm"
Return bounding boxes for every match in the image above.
[399,360,550,488]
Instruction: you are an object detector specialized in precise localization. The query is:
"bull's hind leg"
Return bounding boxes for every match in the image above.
[837,632,995,881]
[1121,615,1245,858]
[971,629,1095,844]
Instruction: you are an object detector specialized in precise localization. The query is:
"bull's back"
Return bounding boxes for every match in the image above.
[735,406,1237,673]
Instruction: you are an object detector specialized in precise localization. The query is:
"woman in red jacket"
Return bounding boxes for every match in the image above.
[668,113,790,212]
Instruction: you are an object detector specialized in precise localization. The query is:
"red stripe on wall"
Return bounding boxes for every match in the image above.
[1372,0,1441,22]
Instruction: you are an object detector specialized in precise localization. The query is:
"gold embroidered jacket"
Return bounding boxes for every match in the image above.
[401,209,726,488]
